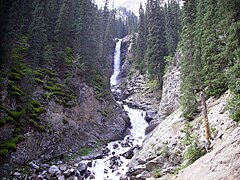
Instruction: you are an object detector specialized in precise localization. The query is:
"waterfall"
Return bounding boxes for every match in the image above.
[83,38,148,180]
[110,39,122,86]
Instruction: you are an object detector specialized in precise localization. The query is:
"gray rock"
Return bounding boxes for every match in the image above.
[29,161,40,170]
[122,147,134,159]
[136,170,151,179]
[13,172,21,177]
[58,175,65,180]
[59,164,68,171]
[48,165,59,175]
[76,162,87,175]
[120,175,128,180]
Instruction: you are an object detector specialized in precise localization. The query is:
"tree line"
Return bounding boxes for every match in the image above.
[132,0,239,122]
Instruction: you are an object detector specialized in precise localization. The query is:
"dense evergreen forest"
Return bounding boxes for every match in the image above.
[132,0,239,122]
[0,0,239,176]
[0,0,138,157]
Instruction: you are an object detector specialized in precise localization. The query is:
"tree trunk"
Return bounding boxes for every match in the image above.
[200,91,212,149]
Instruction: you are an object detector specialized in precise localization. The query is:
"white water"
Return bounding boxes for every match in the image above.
[110,39,122,86]
[83,39,148,180]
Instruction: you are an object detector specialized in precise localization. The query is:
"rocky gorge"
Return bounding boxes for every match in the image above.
[112,36,240,179]
[1,35,240,180]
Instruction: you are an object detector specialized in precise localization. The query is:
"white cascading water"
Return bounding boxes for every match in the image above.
[110,39,122,86]
[84,39,148,180]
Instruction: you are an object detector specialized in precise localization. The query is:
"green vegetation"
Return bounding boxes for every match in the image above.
[7,110,22,121]
[180,0,240,120]
[0,116,14,126]
[33,78,44,84]
[0,135,24,154]
[152,168,161,178]
[93,72,108,100]
[181,123,206,166]
[98,109,109,117]
[30,99,41,108]
[33,107,46,114]
[29,119,45,132]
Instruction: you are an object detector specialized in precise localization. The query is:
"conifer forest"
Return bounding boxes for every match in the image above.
[0,0,239,179]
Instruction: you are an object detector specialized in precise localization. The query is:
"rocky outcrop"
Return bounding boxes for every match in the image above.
[119,36,131,80]
[174,126,240,180]
[0,42,131,177]
[128,91,239,179]
[0,81,130,176]
[156,51,181,122]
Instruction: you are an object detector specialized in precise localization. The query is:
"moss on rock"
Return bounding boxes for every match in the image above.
[33,107,46,114]
[7,111,22,121]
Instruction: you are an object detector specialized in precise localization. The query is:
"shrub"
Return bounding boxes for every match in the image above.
[43,85,61,92]
[9,92,22,100]
[9,72,22,81]
[34,78,44,84]
[33,107,46,114]
[30,99,41,108]
[29,119,46,132]
[8,111,22,121]
[0,149,8,156]
[181,122,206,166]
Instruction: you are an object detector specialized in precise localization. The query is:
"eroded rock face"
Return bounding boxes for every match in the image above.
[127,108,185,179]
[6,83,130,167]
[156,51,181,123]
[128,91,238,180]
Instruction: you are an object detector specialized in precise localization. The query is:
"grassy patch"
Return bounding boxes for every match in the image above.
[34,78,44,84]
[147,79,159,89]
[0,135,24,152]
[29,119,46,132]
[33,107,46,114]
[30,99,41,108]
[7,110,22,121]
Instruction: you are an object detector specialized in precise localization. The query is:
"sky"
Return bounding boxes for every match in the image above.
[95,0,144,8]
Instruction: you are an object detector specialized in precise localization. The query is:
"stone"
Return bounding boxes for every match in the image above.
[113,143,119,149]
[76,162,87,175]
[104,169,108,174]
[87,161,92,168]
[59,164,68,171]
[122,147,134,159]
[48,165,60,175]
[89,174,95,179]
[58,175,65,180]
[29,161,40,170]
[84,170,91,179]
[62,169,73,177]
[136,171,151,179]
[120,175,128,180]
[13,172,21,177]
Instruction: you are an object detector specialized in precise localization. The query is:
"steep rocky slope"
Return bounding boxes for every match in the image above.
[0,45,130,177]
[117,36,239,179]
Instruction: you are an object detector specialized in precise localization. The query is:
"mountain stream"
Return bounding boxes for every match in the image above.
[84,39,149,179]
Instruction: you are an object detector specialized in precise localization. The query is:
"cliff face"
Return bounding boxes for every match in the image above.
[0,45,130,176]
[116,37,239,179]
[125,55,239,179]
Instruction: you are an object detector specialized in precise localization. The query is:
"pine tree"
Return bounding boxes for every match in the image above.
[165,0,181,56]
[146,0,168,88]
[29,0,48,67]
[180,0,199,120]
[136,3,146,73]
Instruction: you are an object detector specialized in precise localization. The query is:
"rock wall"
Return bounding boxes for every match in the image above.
[156,52,181,122]
[0,43,130,176]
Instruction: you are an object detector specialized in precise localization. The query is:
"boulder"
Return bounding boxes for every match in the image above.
[48,165,60,175]
[76,162,87,175]
[122,147,135,159]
